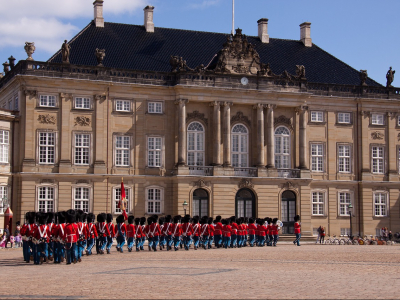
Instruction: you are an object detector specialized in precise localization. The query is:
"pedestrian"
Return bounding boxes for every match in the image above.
[4,225,10,248]
[319,226,325,244]
[293,215,301,246]
[14,221,22,248]
[316,225,321,244]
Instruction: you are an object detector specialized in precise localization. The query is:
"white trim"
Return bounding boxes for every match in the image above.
[115,99,131,112]
[74,97,92,109]
[311,111,324,122]
[311,189,326,216]
[187,121,205,166]
[146,135,164,168]
[145,185,164,214]
[114,134,131,167]
[310,143,324,172]
[72,184,92,213]
[37,130,58,165]
[337,112,351,124]
[371,145,385,174]
[371,113,384,125]
[147,101,163,114]
[112,185,132,215]
[231,123,249,167]
[73,132,91,166]
[337,190,353,216]
[0,185,8,214]
[373,191,388,217]
[274,126,290,169]
[38,94,58,108]
[36,184,58,212]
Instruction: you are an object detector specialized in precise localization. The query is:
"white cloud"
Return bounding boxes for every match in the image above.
[188,0,221,9]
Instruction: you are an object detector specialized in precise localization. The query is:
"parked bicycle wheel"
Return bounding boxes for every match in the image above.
[358,239,364,245]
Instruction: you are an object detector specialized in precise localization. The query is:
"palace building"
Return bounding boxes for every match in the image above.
[0,1,399,237]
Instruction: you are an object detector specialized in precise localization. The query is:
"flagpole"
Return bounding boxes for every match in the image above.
[232,0,234,35]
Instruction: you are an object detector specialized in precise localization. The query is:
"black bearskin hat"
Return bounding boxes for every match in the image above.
[128,216,134,224]
[159,217,164,225]
[134,218,140,225]
[207,217,213,225]
[82,213,87,222]
[230,216,236,223]
[216,215,222,222]
[273,218,278,225]
[58,211,66,224]
[147,217,153,225]
[87,213,95,223]
[152,215,159,222]
[28,212,36,224]
[16,221,21,226]
[165,215,171,223]
[140,217,146,225]
[106,213,113,223]
[66,209,76,223]
[38,212,47,225]
[46,212,54,223]
[249,217,254,224]
[97,213,105,223]
[116,215,125,224]
[294,215,300,222]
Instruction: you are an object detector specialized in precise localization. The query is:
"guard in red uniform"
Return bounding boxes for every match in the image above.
[55,212,66,263]
[200,216,210,250]
[171,215,182,251]
[115,215,127,253]
[106,213,115,254]
[214,216,223,248]
[222,219,232,249]
[293,215,301,246]
[257,219,267,247]
[76,211,87,262]
[96,213,110,254]
[247,218,257,247]
[230,216,239,248]
[271,218,279,246]
[46,212,55,261]
[162,215,173,251]
[126,216,136,252]
[35,212,50,264]
[134,218,143,251]
[158,217,166,250]
[86,213,98,256]
[207,217,215,249]
[181,216,193,250]
[139,217,146,251]
[21,212,31,262]
[148,216,161,251]
[64,210,78,264]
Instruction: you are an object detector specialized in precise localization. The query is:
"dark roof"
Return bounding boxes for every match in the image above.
[48,21,380,86]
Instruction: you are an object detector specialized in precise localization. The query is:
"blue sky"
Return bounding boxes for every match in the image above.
[0,0,399,86]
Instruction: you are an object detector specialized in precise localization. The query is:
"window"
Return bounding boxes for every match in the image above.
[148,102,162,114]
[311,144,324,172]
[14,96,18,111]
[40,95,56,107]
[114,187,130,214]
[338,144,351,173]
[374,192,387,217]
[115,136,130,166]
[74,187,90,213]
[39,132,55,164]
[311,111,323,122]
[116,100,130,112]
[38,186,55,212]
[74,134,90,165]
[0,130,9,163]
[8,99,12,110]
[312,191,324,216]
[148,137,162,167]
[372,146,384,174]
[275,126,290,168]
[371,113,384,125]
[339,192,352,216]
[231,124,248,167]
[0,186,7,214]
[75,97,91,109]
[340,228,351,237]
[338,112,351,124]
[187,122,204,166]
[146,187,163,214]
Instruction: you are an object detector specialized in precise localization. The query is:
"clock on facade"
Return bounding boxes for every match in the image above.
[241,77,249,85]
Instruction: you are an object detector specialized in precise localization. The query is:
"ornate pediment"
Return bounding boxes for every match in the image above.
[74,116,91,126]
[193,179,210,188]
[38,114,56,124]
[231,111,250,126]
[281,181,298,190]
[371,131,384,140]
[186,110,208,126]
[238,178,253,189]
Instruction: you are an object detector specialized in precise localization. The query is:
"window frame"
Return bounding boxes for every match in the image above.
[73,132,91,166]
[37,131,57,165]
[371,113,384,125]
[187,121,205,166]
[274,126,291,169]
[147,101,163,114]
[147,136,164,168]
[310,111,324,123]
[337,143,352,174]
[311,190,325,216]
[0,185,8,214]
[145,186,164,215]
[73,185,92,213]
[74,97,92,110]
[115,100,131,112]
[371,145,385,174]
[373,191,388,217]
[231,123,249,168]
[38,94,58,108]
[338,191,353,217]
[310,143,324,172]
[0,130,10,164]
[113,186,132,215]
[337,112,352,125]
[114,135,131,167]
[36,184,57,213]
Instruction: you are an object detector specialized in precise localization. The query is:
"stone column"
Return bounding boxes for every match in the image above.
[210,101,221,166]
[94,94,107,174]
[59,93,72,171]
[222,102,233,166]
[175,99,188,165]
[298,105,308,169]
[266,104,275,168]
[253,103,265,166]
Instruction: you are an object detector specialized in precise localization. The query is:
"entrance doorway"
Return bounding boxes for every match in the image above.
[192,189,209,218]
[281,190,296,234]
[235,188,255,218]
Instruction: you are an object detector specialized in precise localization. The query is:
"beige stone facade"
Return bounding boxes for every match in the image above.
[0,58,399,238]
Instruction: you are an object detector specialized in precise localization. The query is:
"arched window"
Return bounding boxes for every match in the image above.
[192,189,209,218]
[275,126,290,168]
[187,122,204,166]
[235,188,255,218]
[231,124,248,167]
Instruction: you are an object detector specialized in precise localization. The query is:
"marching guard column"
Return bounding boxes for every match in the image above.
[254,103,265,166]
[266,104,275,168]
[210,101,221,166]
[222,102,233,167]
[298,105,308,170]
[175,99,188,165]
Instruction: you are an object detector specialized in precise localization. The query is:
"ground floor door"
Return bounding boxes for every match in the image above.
[235,188,255,218]
[192,188,209,218]
[281,190,296,234]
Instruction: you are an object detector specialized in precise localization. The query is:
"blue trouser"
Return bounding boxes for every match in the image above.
[98,236,107,251]
[173,236,181,248]
[273,234,279,245]
[243,234,248,246]
[223,236,231,249]
[160,236,166,247]
[106,236,113,251]
[86,238,95,255]
[127,237,134,250]
[259,236,266,246]
[37,242,48,262]
[116,235,126,252]
[48,241,54,257]
[249,234,256,246]
[208,236,213,248]
[268,235,273,246]
[66,243,77,264]
[294,233,301,246]
[231,234,237,247]
[237,235,242,247]
[56,242,65,262]
[31,243,39,264]
[214,235,222,247]
[193,236,200,248]
[135,237,141,250]
[23,240,29,261]
[202,236,209,249]
[77,240,86,259]
[148,237,154,249]
[183,236,191,249]
[140,237,146,249]
[152,236,159,250]
[167,235,173,248]
[53,242,60,263]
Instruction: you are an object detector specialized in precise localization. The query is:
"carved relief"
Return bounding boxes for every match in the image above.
[41,179,54,184]
[295,105,308,115]
[74,116,91,126]
[371,131,384,140]
[94,94,106,102]
[360,110,370,117]
[252,103,264,110]
[209,101,220,107]
[281,181,298,190]
[193,179,210,188]
[60,93,72,101]
[24,90,37,97]
[186,111,208,126]
[76,180,89,184]
[231,111,250,126]
[397,133,400,141]
[38,114,56,124]
[238,178,253,189]
[174,99,188,105]
[373,186,388,191]
[274,115,292,127]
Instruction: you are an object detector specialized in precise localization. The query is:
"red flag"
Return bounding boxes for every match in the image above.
[120,179,128,220]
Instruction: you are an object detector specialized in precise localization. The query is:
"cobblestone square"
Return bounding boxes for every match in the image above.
[0,242,399,299]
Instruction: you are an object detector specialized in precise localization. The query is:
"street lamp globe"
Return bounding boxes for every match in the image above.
[182,200,188,215]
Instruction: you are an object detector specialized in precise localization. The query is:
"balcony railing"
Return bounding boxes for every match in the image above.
[277,169,301,178]
[188,166,213,176]
[234,167,257,177]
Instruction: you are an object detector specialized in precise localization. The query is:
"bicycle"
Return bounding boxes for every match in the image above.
[325,235,340,245]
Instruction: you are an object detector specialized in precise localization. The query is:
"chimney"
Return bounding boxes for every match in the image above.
[93,0,104,28]
[257,18,269,43]
[300,22,312,47]
[144,6,155,33]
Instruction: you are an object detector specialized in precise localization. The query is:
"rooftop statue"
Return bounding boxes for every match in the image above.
[95,48,105,66]
[386,66,395,88]
[359,70,368,86]
[24,42,35,61]
[61,40,71,64]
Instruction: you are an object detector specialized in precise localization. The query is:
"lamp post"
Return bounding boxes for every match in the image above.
[348,203,353,239]
[182,200,188,216]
